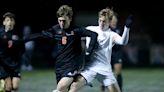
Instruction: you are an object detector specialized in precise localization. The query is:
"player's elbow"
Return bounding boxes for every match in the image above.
[117,40,128,45]
[122,40,128,45]
[123,42,128,45]
[93,32,98,39]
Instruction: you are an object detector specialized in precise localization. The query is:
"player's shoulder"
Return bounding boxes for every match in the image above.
[86,26,99,32]
[86,26,98,30]
[108,28,118,35]
[48,24,61,34]
[51,24,60,30]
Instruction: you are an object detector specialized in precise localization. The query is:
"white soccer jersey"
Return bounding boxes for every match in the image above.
[85,26,124,75]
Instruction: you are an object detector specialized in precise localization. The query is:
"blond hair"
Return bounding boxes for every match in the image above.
[98,8,114,21]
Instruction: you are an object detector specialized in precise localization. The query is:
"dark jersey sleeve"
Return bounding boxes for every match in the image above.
[74,27,98,54]
[19,25,59,45]
[9,32,44,45]
[41,25,61,39]
[21,26,56,43]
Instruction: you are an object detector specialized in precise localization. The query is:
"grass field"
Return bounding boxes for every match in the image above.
[18,67,164,92]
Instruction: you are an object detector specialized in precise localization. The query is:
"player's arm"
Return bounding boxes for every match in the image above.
[74,27,98,55]
[23,27,55,43]
[11,32,44,44]
[113,26,130,45]
[11,29,53,46]
[113,15,133,45]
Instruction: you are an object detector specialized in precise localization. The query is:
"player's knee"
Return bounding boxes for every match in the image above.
[114,68,122,75]
[12,77,20,90]
[57,83,68,91]
[5,83,12,91]
[12,83,19,90]
[114,65,122,74]
[70,82,81,90]
[52,89,61,92]
[107,84,121,92]
[0,79,5,91]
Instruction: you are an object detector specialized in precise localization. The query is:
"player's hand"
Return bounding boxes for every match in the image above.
[8,40,13,48]
[125,14,133,28]
[42,30,53,38]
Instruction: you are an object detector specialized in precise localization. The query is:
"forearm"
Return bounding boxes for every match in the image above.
[115,26,130,45]
[23,33,43,42]
[74,27,98,54]
[83,30,98,54]
[10,32,44,44]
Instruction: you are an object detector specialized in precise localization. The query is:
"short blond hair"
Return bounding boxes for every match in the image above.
[98,8,114,21]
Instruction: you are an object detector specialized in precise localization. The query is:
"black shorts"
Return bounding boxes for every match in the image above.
[111,51,123,65]
[55,69,77,83]
[54,56,82,83]
[0,65,21,79]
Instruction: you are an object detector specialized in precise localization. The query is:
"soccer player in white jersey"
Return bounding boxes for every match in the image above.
[101,10,125,92]
[67,8,133,92]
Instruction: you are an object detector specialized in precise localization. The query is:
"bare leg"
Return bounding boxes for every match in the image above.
[100,85,106,92]
[5,77,12,91]
[100,63,122,92]
[68,76,86,92]
[12,77,20,91]
[114,63,122,91]
[106,83,121,92]
[56,77,73,92]
[0,79,5,91]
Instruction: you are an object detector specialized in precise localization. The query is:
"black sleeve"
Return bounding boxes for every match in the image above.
[11,31,50,44]
[25,33,45,42]
[74,27,98,54]
[12,30,55,48]
[14,32,44,43]
[23,27,56,43]
[41,25,59,39]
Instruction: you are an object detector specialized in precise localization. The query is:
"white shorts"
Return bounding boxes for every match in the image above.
[81,69,117,86]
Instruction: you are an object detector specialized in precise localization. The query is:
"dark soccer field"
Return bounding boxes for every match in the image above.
[18,67,164,92]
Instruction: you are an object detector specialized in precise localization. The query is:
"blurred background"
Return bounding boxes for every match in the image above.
[0,0,163,67]
[0,0,164,92]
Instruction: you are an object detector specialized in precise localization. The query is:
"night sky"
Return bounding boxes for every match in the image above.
[0,0,163,43]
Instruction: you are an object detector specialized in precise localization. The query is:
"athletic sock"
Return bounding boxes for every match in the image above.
[117,74,122,92]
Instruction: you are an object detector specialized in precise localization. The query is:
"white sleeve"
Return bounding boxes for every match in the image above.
[85,26,93,49]
[113,26,130,45]
[86,37,91,49]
